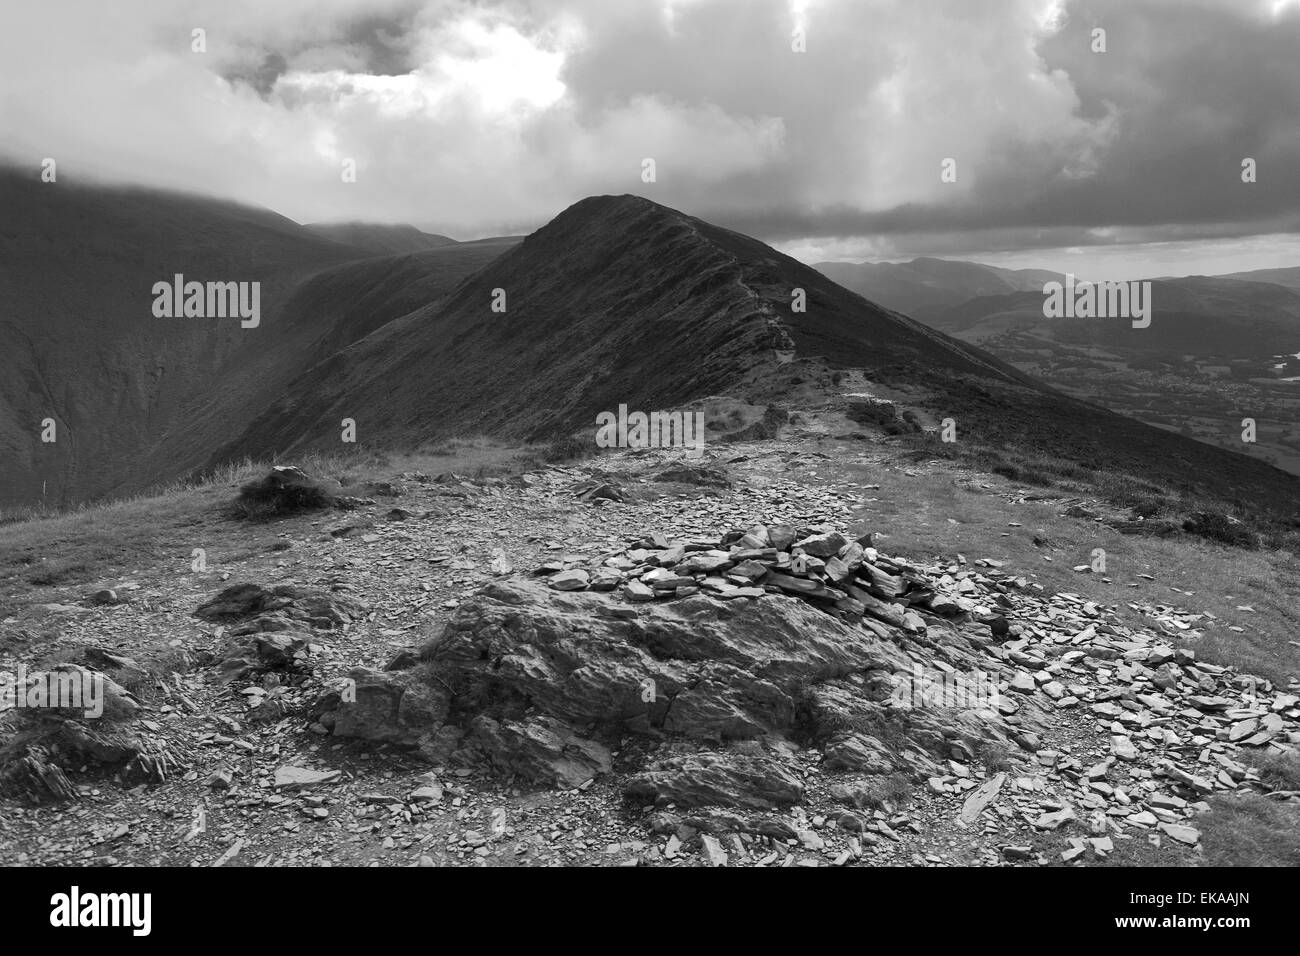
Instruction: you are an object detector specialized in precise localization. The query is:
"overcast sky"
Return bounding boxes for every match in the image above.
[3,0,1299,278]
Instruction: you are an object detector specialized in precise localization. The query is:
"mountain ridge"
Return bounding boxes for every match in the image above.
[203,193,1300,529]
[206,192,1044,467]
[304,221,460,256]
[4,179,1299,524]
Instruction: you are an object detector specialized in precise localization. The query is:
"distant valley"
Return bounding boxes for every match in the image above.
[815,257,1300,476]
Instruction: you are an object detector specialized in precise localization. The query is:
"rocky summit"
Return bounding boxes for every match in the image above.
[2,432,1296,868]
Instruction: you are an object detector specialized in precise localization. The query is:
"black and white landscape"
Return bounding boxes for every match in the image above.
[1,0,1298,886]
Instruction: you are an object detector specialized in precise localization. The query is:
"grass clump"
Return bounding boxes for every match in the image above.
[1248,749,1300,792]
[1195,793,1300,866]
[234,467,334,520]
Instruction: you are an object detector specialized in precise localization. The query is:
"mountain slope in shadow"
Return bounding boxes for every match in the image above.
[5,173,1297,519]
[210,195,1031,457]
[212,194,1300,519]
[0,170,514,508]
[304,222,459,255]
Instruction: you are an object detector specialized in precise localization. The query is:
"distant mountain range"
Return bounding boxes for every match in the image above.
[1219,266,1300,292]
[813,256,1300,474]
[814,256,1300,354]
[814,257,1062,318]
[304,222,459,256]
[4,169,1299,516]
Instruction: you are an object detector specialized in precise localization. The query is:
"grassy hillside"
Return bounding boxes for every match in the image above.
[304,222,459,255]
[0,170,516,510]
[209,195,1047,465]
[0,170,362,507]
[195,195,1300,539]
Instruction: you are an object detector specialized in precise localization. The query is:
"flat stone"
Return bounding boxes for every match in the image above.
[959,773,1006,825]
[626,753,804,811]
[1111,737,1140,761]
[1034,807,1075,830]
[797,829,826,851]
[621,580,656,602]
[1228,718,1259,741]
[1158,823,1200,845]
[548,569,590,591]
[273,766,341,790]
[1009,673,1037,694]
[1242,714,1284,745]
[792,532,848,558]
[700,834,729,866]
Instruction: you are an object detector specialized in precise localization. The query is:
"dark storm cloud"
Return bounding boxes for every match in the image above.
[1001,0,1300,231]
[545,0,1300,245]
[335,12,424,75]
[224,53,289,97]
[217,4,425,96]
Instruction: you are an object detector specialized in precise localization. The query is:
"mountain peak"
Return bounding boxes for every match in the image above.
[530,193,690,240]
[564,192,668,213]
